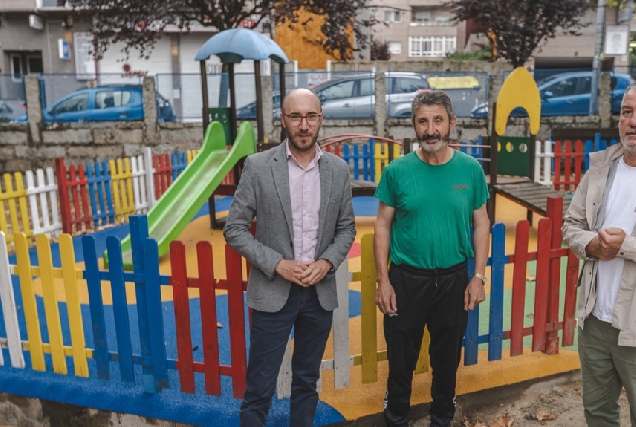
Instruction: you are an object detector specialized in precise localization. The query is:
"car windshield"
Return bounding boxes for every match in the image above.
[536,75,560,87]
[51,93,89,114]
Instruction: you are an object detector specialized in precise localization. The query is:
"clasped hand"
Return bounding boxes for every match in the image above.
[275,259,332,287]
[587,227,626,261]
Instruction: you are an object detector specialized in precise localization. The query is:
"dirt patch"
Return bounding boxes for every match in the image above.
[410,373,632,427]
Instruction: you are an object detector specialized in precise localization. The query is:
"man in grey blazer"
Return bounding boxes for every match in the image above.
[224,88,356,427]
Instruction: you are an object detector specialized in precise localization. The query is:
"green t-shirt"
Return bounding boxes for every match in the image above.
[374,150,489,269]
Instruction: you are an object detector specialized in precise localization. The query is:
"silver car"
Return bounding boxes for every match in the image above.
[313,72,430,119]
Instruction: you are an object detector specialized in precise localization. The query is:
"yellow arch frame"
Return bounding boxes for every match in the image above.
[495,67,541,136]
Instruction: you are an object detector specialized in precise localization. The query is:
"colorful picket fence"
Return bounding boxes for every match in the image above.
[0,147,216,251]
[1,132,617,254]
[320,135,404,184]
[0,194,578,405]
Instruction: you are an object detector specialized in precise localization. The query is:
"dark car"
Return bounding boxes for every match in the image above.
[236,93,282,120]
[236,72,430,120]
[0,100,27,123]
[471,71,632,119]
[11,85,176,124]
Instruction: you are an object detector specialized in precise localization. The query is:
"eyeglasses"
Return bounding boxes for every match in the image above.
[283,113,322,125]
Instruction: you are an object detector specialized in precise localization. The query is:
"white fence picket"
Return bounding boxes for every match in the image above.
[131,155,149,214]
[0,232,25,368]
[332,259,351,389]
[534,140,554,186]
[144,147,156,209]
[25,167,62,237]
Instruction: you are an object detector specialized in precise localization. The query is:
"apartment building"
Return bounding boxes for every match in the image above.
[371,1,464,61]
[371,1,629,70]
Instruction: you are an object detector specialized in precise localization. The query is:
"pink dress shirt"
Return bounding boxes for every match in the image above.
[286,141,322,261]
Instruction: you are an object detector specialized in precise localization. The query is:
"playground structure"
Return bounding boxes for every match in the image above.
[0,113,622,425]
[0,66,623,425]
[107,121,255,269]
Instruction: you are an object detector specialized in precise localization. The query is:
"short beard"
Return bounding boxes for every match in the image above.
[416,127,451,153]
[620,137,636,154]
[288,132,318,153]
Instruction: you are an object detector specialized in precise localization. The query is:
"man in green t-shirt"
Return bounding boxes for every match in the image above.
[374,90,490,427]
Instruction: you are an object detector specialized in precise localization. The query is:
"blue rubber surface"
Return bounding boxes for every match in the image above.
[0,196,376,426]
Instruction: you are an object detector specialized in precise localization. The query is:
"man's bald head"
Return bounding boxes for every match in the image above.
[282,88,321,113]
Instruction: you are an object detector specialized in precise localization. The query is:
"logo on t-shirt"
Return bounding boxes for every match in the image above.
[452,184,468,190]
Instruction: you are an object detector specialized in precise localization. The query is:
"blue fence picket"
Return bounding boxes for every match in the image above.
[363,143,370,180]
[488,223,506,361]
[171,152,188,181]
[583,133,620,171]
[86,161,115,227]
[351,144,360,179]
[343,145,352,179]
[130,215,156,393]
[143,238,169,390]
[369,138,375,182]
[107,236,135,383]
[82,235,110,380]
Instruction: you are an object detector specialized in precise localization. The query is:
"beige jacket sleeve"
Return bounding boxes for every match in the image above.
[562,172,598,261]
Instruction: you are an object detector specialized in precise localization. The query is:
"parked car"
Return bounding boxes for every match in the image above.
[236,93,282,120]
[236,72,430,120]
[471,71,632,119]
[313,72,430,118]
[0,100,27,123]
[11,85,176,124]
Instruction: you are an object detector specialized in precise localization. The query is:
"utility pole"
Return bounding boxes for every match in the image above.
[590,0,606,115]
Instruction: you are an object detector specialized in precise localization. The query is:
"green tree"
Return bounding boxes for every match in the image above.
[449,0,594,68]
[61,0,377,61]
[370,39,390,60]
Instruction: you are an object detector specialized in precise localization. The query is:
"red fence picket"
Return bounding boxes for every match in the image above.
[322,143,342,157]
[171,241,196,393]
[509,220,530,356]
[532,218,552,352]
[153,154,172,199]
[197,241,221,395]
[545,197,563,354]
[553,140,584,192]
[55,158,93,234]
[223,245,248,398]
[562,250,579,347]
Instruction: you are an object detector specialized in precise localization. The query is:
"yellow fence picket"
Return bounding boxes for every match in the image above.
[0,173,32,248]
[59,234,89,376]
[373,143,402,183]
[186,149,200,163]
[36,233,67,374]
[360,233,378,383]
[13,233,45,371]
[110,158,135,222]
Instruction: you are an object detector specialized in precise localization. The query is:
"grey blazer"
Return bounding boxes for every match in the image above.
[223,142,356,312]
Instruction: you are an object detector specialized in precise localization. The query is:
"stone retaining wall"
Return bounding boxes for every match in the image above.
[0,69,616,174]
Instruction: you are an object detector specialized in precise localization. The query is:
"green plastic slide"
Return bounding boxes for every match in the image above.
[108,121,256,269]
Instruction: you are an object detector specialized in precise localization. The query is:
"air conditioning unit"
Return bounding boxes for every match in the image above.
[29,14,44,30]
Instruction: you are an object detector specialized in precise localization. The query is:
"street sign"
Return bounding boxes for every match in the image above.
[58,39,71,60]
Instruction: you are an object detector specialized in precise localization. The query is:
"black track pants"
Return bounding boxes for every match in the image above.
[383,262,469,427]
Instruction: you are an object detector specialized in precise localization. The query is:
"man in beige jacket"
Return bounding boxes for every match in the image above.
[562,85,636,426]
